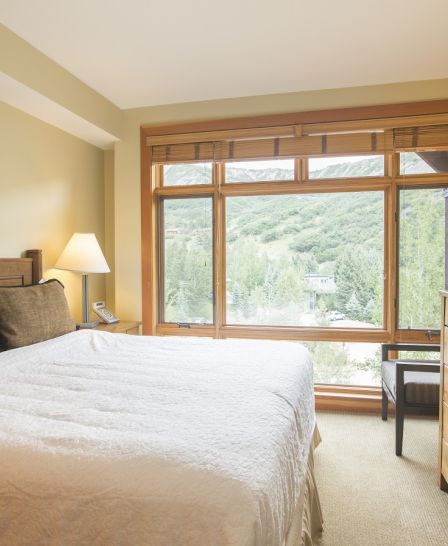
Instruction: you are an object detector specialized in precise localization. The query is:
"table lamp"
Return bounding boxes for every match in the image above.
[55,233,110,328]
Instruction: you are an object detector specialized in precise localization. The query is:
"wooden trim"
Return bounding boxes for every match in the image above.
[220,178,389,197]
[142,99,448,138]
[156,324,215,336]
[219,325,389,342]
[384,151,394,178]
[394,329,441,344]
[153,174,446,197]
[151,325,442,344]
[315,384,380,395]
[154,323,390,343]
[149,117,448,162]
[387,168,398,339]
[383,185,392,335]
[147,125,295,146]
[315,393,400,414]
[157,196,165,323]
[141,129,156,335]
[396,174,448,185]
[304,114,448,136]
[314,384,399,413]
[217,172,226,337]
[156,185,215,197]
[213,162,220,337]
[315,390,382,413]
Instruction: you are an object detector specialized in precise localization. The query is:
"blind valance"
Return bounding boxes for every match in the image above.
[147,115,448,164]
[151,131,393,164]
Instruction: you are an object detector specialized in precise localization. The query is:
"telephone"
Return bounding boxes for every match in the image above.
[92,301,119,324]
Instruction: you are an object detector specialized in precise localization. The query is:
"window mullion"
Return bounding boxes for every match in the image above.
[384,183,396,341]
[215,161,225,336]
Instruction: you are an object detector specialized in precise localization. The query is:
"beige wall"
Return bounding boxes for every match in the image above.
[113,78,448,321]
[104,149,115,312]
[0,100,106,322]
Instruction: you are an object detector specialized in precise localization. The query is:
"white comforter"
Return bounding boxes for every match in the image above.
[0,330,315,546]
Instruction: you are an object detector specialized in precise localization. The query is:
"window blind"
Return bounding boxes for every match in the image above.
[150,131,393,164]
[394,125,448,151]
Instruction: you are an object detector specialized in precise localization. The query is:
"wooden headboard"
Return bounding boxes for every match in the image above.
[0,250,43,287]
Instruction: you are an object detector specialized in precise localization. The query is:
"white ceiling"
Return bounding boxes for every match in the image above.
[1,0,448,110]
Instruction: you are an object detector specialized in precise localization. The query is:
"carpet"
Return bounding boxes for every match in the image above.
[314,412,448,546]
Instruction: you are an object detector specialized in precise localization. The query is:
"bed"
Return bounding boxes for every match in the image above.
[0,251,322,546]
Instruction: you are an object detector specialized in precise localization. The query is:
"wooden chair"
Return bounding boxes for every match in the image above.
[381,343,440,456]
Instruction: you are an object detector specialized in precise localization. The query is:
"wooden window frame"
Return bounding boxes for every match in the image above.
[154,173,391,341]
[141,99,448,411]
[158,193,216,326]
[394,182,447,342]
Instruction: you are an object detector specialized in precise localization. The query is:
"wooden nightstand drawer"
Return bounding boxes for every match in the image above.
[444,328,448,364]
[444,403,448,437]
[442,439,448,480]
[444,366,448,402]
[440,292,448,491]
[95,321,141,335]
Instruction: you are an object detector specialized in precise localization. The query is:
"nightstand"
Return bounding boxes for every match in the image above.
[94,321,141,335]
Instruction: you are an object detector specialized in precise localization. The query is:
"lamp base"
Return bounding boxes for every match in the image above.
[76,320,100,330]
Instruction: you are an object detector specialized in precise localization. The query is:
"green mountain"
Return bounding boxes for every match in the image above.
[309,156,384,178]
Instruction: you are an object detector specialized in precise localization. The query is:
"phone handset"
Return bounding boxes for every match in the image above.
[92,301,119,324]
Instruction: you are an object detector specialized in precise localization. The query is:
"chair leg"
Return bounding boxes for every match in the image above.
[381,388,388,421]
[395,405,404,456]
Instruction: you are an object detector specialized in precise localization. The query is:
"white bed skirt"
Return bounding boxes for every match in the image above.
[285,427,323,546]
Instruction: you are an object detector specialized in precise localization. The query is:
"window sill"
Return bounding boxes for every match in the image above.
[315,384,383,413]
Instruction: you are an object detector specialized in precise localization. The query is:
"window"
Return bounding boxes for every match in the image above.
[143,106,448,395]
[400,152,448,175]
[398,350,440,361]
[400,153,436,175]
[160,197,213,324]
[398,187,445,330]
[226,192,384,327]
[304,341,381,386]
[225,159,295,182]
[163,162,213,186]
[308,155,384,179]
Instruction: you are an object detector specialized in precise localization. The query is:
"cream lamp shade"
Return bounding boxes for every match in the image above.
[55,233,109,274]
[55,233,110,328]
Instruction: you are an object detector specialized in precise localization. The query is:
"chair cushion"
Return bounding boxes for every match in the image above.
[382,360,440,405]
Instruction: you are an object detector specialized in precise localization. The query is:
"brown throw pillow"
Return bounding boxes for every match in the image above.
[0,279,75,350]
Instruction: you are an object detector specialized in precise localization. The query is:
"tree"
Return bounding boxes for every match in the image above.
[345,292,364,321]
[398,189,444,329]
[334,247,382,324]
